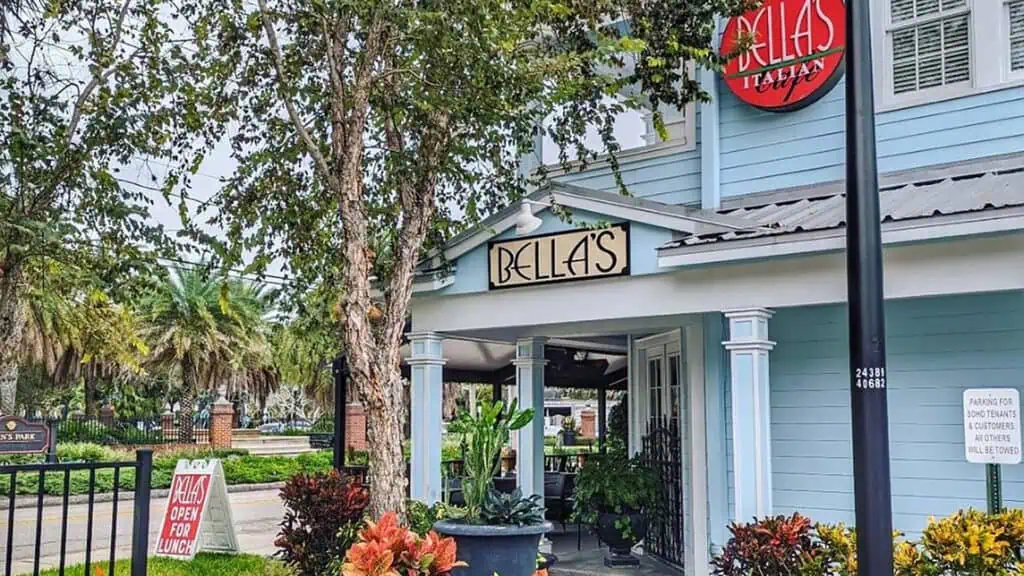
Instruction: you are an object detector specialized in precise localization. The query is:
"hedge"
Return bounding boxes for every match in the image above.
[0,443,337,496]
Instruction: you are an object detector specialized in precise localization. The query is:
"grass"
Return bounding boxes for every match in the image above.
[36,554,290,576]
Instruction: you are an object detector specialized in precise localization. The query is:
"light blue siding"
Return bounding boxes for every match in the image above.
[720,80,1024,198]
[439,208,674,295]
[769,292,1024,536]
[554,112,702,205]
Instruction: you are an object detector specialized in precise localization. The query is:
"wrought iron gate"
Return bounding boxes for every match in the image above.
[1,450,153,576]
[641,418,684,568]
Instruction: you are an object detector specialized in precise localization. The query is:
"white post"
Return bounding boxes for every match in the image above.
[515,337,546,500]
[723,308,775,522]
[409,332,445,503]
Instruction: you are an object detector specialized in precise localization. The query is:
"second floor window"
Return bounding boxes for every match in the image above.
[878,0,1024,108]
[1010,0,1024,72]
[888,0,971,95]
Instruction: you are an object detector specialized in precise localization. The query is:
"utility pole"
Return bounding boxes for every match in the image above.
[845,0,894,574]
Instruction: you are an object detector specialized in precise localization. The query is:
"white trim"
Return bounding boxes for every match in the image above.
[657,211,1024,268]
[432,185,746,268]
[410,233,1024,334]
[685,324,710,576]
[412,275,455,293]
[1005,0,1024,82]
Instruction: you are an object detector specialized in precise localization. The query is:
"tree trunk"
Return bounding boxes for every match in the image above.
[363,369,407,519]
[0,263,26,415]
[178,356,196,443]
[84,373,99,417]
[443,382,460,421]
[0,359,16,415]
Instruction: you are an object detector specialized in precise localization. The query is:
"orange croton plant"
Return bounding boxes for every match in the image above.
[342,512,467,576]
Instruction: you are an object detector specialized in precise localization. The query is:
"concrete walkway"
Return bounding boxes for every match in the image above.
[1,488,284,575]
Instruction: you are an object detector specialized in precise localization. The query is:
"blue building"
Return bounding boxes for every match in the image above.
[406,1,1024,573]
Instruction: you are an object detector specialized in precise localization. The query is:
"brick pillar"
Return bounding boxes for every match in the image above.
[580,408,596,439]
[99,404,115,428]
[161,411,175,441]
[345,402,367,451]
[210,399,235,449]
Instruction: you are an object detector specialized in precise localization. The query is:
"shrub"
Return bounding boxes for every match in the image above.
[710,513,824,576]
[711,509,1024,576]
[341,512,466,576]
[899,508,1024,576]
[274,470,369,576]
[572,447,655,528]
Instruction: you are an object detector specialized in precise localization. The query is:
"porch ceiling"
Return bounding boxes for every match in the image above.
[399,338,627,390]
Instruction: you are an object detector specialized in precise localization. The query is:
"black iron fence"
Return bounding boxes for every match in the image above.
[1,449,153,576]
[24,415,210,446]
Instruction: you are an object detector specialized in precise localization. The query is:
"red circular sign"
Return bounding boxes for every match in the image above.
[721,0,846,112]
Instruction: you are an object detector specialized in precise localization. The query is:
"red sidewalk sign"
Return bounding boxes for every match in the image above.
[155,459,238,559]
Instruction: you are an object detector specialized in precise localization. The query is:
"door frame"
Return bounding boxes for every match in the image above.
[629,321,709,575]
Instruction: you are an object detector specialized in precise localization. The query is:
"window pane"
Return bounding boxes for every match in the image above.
[916,0,940,18]
[892,0,915,22]
[918,22,943,89]
[1011,1,1024,71]
[940,0,965,10]
[942,15,970,84]
[892,28,919,93]
[890,13,969,96]
[669,355,680,421]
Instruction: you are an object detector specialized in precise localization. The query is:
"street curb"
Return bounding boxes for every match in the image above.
[1,481,285,511]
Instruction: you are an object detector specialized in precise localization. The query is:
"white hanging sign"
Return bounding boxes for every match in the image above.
[155,459,239,559]
[963,388,1022,465]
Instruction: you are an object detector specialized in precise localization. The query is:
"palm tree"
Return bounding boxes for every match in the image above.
[140,267,235,442]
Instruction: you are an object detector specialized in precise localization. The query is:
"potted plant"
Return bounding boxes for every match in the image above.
[433,400,553,576]
[572,442,656,567]
[560,417,578,446]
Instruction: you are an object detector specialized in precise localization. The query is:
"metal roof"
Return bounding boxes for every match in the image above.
[660,158,1024,251]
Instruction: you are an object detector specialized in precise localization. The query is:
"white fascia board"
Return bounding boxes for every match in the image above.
[657,211,1024,268]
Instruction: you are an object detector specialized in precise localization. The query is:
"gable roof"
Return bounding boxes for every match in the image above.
[428,181,766,268]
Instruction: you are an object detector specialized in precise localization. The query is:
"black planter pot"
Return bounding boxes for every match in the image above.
[596,510,647,568]
[433,520,553,576]
[561,430,577,446]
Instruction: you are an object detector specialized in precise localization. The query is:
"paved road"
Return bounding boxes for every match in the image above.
[0,489,285,575]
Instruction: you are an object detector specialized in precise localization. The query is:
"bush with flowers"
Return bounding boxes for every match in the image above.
[711,508,1024,576]
[341,512,467,576]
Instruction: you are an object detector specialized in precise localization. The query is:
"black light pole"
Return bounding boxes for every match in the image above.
[845,0,894,574]
[333,355,348,471]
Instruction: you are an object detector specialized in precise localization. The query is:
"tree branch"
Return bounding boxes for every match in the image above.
[256,0,333,183]
[66,0,133,146]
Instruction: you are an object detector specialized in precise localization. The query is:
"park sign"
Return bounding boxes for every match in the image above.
[0,416,50,455]
[487,223,630,290]
[156,459,238,560]
[720,0,847,112]
[964,388,1022,465]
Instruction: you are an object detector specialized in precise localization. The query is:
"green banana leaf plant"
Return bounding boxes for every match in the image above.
[447,399,534,520]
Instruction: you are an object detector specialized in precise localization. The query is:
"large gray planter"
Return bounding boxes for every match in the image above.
[433,520,553,576]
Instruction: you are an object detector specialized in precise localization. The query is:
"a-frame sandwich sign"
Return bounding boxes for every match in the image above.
[155,459,239,559]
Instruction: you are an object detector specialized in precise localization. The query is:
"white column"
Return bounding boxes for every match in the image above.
[409,332,445,504]
[723,308,775,522]
[515,337,546,500]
